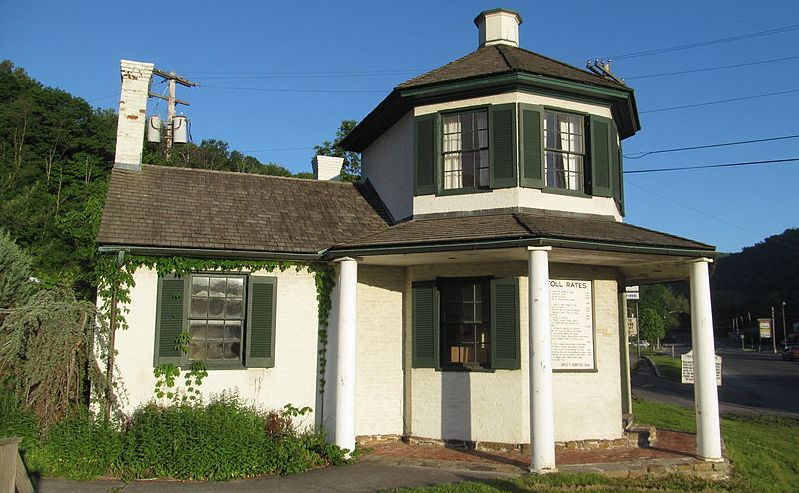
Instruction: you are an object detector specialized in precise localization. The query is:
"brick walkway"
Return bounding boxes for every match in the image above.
[362,431,729,479]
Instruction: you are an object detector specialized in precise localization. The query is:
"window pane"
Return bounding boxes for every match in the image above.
[190,297,209,318]
[207,320,225,339]
[225,321,242,340]
[224,342,241,359]
[191,276,209,296]
[208,297,225,317]
[189,320,206,339]
[226,298,243,318]
[227,277,244,297]
[209,277,226,297]
[189,341,206,361]
[206,342,223,360]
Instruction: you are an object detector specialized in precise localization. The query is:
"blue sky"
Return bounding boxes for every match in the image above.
[2,1,798,253]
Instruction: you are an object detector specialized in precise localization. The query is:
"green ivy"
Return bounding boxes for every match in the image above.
[96,254,336,401]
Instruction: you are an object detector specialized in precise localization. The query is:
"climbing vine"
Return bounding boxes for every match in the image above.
[96,254,336,403]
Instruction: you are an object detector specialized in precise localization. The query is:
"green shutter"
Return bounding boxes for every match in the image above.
[590,115,613,197]
[414,114,438,195]
[611,124,625,216]
[489,103,517,188]
[247,276,277,368]
[412,281,439,368]
[519,104,544,188]
[154,275,185,366]
[490,278,520,370]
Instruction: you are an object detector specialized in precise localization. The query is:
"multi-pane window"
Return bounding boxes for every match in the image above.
[442,109,489,190]
[440,279,491,367]
[544,111,585,191]
[188,274,246,363]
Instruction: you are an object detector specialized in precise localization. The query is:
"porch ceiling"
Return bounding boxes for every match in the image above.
[357,246,699,284]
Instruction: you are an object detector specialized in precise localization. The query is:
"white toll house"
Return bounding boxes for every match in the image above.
[97,8,725,473]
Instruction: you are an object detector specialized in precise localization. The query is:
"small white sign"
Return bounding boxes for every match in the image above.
[681,350,722,385]
[625,292,640,300]
[626,317,638,336]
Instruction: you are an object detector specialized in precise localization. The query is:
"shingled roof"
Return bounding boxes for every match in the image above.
[398,44,626,91]
[98,165,391,254]
[334,212,714,253]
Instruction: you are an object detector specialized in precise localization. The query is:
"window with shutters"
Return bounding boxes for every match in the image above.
[440,278,491,368]
[411,277,519,371]
[155,273,277,369]
[543,110,585,191]
[442,109,489,190]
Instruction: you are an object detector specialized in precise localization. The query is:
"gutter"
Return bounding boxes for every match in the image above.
[97,244,321,262]
[322,236,716,260]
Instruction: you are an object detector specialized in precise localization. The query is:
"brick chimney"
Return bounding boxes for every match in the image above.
[114,60,154,171]
[474,9,523,48]
[313,155,344,181]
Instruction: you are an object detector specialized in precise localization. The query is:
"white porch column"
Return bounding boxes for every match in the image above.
[689,258,723,461]
[334,257,358,456]
[527,246,557,473]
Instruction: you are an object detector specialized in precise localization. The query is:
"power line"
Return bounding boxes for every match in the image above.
[181,68,426,76]
[624,157,799,174]
[610,23,799,60]
[625,179,775,242]
[625,55,799,80]
[192,71,421,81]
[200,84,386,94]
[624,134,799,159]
[243,146,316,153]
[640,88,799,114]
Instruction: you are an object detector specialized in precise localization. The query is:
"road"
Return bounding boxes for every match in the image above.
[632,342,799,419]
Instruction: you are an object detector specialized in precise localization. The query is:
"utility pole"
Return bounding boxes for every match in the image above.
[782,301,787,348]
[150,69,197,159]
[771,306,777,354]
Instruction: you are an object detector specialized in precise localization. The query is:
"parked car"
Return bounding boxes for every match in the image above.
[631,340,650,348]
[781,345,799,361]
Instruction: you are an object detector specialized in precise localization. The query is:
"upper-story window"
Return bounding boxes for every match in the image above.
[544,111,585,192]
[442,109,489,190]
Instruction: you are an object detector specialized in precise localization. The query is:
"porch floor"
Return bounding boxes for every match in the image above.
[361,430,730,479]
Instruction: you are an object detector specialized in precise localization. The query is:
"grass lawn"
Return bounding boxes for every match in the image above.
[647,354,683,381]
[392,399,799,493]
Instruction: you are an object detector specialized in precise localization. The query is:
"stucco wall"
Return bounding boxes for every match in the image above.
[112,267,320,425]
[361,112,415,222]
[406,261,622,444]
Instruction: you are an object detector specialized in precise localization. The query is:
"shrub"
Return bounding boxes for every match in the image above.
[1,386,347,481]
[122,394,346,480]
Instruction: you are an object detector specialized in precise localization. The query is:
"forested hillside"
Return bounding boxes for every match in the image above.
[712,228,799,331]
[0,60,304,298]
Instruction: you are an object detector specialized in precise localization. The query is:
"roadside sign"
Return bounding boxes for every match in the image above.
[626,317,638,336]
[758,318,772,338]
[681,350,722,385]
[625,285,640,300]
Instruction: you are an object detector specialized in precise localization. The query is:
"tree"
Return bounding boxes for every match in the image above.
[640,284,689,330]
[313,120,360,182]
[639,307,666,346]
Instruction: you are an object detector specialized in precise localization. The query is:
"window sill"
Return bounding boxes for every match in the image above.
[436,365,496,373]
[541,187,590,198]
[180,362,246,371]
[436,187,492,197]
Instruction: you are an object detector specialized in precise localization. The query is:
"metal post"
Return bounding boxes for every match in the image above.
[771,306,777,353]
[636,301,641,360]
[782,302,788,347]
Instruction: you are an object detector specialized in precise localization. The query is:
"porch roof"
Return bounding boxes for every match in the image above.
[331,211,715,256]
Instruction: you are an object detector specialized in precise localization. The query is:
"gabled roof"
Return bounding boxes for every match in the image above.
[97,165,391,255]
[332,211,714,254]
[398,44,626,91]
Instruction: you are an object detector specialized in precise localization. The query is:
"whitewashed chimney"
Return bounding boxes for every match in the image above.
[474,9,523,48]
[313,155,344,181]
[114,60,154,171]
